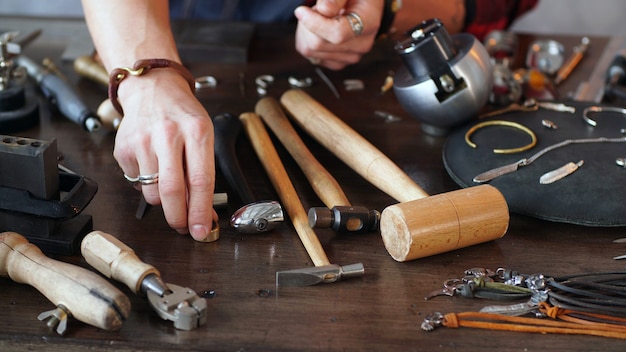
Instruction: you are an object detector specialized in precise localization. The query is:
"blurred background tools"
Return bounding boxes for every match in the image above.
[0,135,97,255]
[17,54,102,132]
[0,231,130,335]
[239,111,364,287]
[81,231,207,330]
[255,96,379,234]
[603,49,626,105]
[554,36,590,85]
[212,113,284,234]
[280,89,510,262]
[0,31,40,133]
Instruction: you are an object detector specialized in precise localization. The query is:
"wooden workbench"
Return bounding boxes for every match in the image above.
[1,16,625,352]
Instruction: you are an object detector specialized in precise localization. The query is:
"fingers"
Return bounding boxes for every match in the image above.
[181,117,216,241]
[311,0,348,18]
[295,6,355,44]
[151,120,188,234]
[294,1,380,70]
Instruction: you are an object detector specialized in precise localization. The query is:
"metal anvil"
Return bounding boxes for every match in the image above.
[0,135,97,255]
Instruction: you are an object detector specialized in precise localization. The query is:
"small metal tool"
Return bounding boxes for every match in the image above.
[276,263,365,287]
[315,67,340,99]
[374,110,402,123]
[539,160,583,184]
[554,37,590,85]
[81,231,207,330]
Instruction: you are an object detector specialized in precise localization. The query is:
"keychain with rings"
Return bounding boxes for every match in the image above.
[465,120,537,154]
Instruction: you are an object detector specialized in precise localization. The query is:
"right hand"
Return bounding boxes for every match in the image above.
[113,68,218,241]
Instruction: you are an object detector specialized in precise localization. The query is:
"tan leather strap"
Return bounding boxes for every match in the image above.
[441,302,626,340]
[108,59,195,116]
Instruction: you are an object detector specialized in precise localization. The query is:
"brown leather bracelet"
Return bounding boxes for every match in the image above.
[108,58,196,116]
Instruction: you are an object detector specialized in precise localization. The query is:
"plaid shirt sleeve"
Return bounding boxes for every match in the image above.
[463,0,539,40]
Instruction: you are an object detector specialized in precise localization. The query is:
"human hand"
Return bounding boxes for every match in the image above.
[294,0,384,70]
[114,69,217,241]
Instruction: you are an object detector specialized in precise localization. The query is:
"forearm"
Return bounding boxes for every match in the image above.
[392,0,465,36]
[81,0,180,71]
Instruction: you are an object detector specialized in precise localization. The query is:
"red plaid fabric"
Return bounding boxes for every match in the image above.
[464,0,539,40]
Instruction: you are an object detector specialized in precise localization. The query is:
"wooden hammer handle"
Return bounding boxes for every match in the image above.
[0,232,130,331]
[255,96,351,208]
[280,89,429,203]
[239,112,331,267]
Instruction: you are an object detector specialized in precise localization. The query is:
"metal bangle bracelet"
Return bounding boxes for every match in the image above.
[124,172,159,185]
[582,106,626,127]
[465,120,537,154]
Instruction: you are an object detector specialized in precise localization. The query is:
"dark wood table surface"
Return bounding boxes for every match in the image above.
[1,16,625,352]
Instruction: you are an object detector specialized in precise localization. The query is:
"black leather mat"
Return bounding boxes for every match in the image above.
[443,100,626,226]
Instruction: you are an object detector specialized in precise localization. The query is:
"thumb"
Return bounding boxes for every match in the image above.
[313,0,348,17]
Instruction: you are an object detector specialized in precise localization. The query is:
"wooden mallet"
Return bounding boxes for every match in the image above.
[280,89,509,262]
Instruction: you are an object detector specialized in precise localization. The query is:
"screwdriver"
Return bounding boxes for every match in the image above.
[17,55,102,132]
[0,231,130,334]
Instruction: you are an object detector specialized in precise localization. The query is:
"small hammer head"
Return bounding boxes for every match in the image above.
[276,263,365,287]
[308,206,380,233]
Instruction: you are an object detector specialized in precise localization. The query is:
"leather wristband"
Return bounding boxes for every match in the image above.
[108,58,196,116]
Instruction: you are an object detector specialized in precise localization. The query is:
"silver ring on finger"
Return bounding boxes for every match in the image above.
[124,172,159,185]
[345,12,364,36]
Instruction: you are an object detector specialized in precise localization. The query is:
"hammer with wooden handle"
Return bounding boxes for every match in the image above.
[239,112,364,286]
[280,89,509,262]
[255,96,379,233]
[0,232,130,335]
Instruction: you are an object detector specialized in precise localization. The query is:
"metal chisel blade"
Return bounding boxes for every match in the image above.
[276,263,364,287]
[473,159,525,183]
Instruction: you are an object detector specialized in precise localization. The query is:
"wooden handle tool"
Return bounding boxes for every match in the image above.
[239,112,330,267]
[81,231,208,330]
[0,232,130,334]
[280,89,429,203]
[255,96,350,208]
[239,112,364,285]
[256,97,380,234]
[280,89,509,262]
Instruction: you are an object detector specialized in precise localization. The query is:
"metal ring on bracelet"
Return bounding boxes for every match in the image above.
[124,172,159,185]
[465,120,537,154]
[582,106,626,127]
[345,12,364,36]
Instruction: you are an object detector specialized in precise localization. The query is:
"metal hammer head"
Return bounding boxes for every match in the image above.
[230,200,284,234]
[276,263,365,287]
[308,206,380,233]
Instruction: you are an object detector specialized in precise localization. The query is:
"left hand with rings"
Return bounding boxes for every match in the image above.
[294,0,383,70]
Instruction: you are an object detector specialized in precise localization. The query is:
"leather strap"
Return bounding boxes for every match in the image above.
[108,58,196,116]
